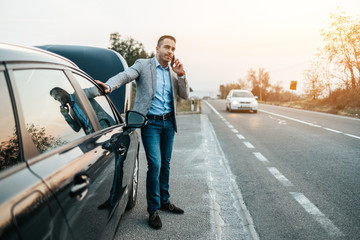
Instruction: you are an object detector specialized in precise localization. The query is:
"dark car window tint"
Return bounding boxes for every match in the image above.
[0,73,21,171]
[13,69,92,154]
[73,74,117,129]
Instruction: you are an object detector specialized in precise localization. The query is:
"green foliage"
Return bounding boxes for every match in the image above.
[109,32,155,66]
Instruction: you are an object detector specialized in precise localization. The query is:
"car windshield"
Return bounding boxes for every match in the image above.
[232,92,253,98]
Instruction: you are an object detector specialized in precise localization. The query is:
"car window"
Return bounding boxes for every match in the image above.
[232,91,254,98]
[73,74,117,129]
[13,69,93,154]
[0,73,21,171]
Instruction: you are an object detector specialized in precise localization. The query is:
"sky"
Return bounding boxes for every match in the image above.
[1,0,360,97]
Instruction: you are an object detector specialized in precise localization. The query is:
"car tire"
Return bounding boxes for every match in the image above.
[126,150,139,210]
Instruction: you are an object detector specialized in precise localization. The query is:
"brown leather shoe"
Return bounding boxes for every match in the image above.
[160,202,184,214]
[149,211,162,229]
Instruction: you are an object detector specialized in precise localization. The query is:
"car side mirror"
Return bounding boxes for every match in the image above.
[125,111,146,129]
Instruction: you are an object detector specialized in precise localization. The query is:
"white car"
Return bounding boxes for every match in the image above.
[226,90,258,113]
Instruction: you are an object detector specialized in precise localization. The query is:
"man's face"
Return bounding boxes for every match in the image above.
[51,89,70,105]
[156,38,176,64]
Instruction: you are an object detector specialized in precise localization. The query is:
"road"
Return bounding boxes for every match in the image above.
[114,100,360,240]
[203,100,360,240]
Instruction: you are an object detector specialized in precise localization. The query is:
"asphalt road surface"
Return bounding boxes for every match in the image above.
[115,100,359,240]
[203,100,360,240]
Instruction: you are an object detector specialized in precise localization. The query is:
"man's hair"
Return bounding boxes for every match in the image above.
[157,35,176,47]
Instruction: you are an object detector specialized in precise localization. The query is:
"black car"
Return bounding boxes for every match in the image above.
[0,43,146,240]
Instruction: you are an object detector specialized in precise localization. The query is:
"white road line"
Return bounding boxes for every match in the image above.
[243,141,255,148]
[237,134,245,139]
[228,124,234,128]
[260,109,321,127]
[290,192,344,237]
[324,128,342,133]
[201,114,260,240]
[232,129,239,133]
[267,167,293,187]
[253,152,269,163]
[260,109,360,140]
[344,133,360,139]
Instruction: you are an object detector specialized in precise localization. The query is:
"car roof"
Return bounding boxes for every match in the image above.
[0,43,77,68]
[36,45,128,82]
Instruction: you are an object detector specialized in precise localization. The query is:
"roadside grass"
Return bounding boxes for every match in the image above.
[176,99,201,113]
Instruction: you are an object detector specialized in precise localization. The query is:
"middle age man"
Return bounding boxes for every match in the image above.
[96,35,189,229]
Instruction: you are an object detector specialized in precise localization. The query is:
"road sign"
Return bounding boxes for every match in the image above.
[290,81,297,90]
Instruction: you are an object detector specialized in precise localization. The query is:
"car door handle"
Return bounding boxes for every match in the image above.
[117,144,126,156]
[69,173,90,200]
[102,141,127,156]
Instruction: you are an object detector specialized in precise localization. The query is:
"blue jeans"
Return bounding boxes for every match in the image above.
[141,116,175,215]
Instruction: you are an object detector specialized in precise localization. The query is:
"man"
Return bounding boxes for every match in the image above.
[50,87,93,134]
[96,35,189,229]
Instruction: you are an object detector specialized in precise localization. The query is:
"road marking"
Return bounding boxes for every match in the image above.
[260,109,360,140]
[204,100,347,238]
[267,167,293,187]
[324,128,342,133]
[243,141,255,148]
[237,134,245,139]
[344,133,360,139]
[290,192,344,237]
[201,113,260,240]
[253,152,269,163]
[260,109,321,127]
[232,129,239,133]
[228,124,234,128]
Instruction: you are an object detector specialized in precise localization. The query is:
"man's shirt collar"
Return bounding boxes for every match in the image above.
[155,57,169,70]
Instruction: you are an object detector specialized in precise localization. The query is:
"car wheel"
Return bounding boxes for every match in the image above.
[126,151,139,210]
[226,105,229,111]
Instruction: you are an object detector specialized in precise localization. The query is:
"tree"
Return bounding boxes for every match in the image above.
[27,123,66,153]
[109,33,155,109]
[109,32,155,66]
[321,8,360,89]
[246,68,270,100]
[218,78,250,99]
[304,57,326,100]
[0,124,65,170]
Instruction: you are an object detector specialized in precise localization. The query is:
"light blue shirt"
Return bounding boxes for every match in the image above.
[148,58,173,115]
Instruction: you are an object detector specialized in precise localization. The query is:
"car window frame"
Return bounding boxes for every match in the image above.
[4,62,117,162]
[66,70,123,127]
[0,66,29,179]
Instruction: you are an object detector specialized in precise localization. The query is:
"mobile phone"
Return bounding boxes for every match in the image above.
[171,55,175,67]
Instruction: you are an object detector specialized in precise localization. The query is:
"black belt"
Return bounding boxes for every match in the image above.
[146,112,173,121]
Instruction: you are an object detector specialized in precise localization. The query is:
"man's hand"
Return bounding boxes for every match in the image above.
[95,80,110,94]
[171,58,186,77]
[60,105,69,117]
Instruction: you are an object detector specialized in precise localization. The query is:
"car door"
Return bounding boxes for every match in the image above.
[8,65,134,239]
[0,67,71,240]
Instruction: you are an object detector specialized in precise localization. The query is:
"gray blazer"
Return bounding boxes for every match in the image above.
[106,57,189,132]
